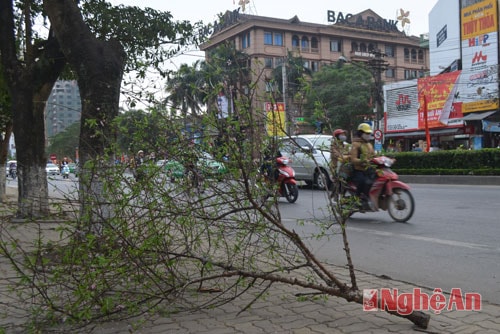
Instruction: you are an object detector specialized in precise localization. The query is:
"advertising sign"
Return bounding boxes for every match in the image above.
[417,71,464,129]
[385,82,419,133]
[458,0,499,113]
[265,102,286,136]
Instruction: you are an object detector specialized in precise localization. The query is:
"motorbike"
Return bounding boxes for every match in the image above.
[262,156,299,203]
[8,168,17,180]
[62,164,70,179]
[332,156,415,222]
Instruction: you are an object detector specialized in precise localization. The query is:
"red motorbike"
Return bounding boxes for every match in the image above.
[333,156,415,222]
[262,156,299,203]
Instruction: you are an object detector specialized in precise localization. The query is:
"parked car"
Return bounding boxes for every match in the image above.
[46,163,60,175]
[278,134,333,190]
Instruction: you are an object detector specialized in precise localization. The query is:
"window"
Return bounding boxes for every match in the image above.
[264,57,273,68]
[292,35,300,50]
[351,42,358,52]
[418,50,424,64]
[385,45,394,57]
[301,36,309,51]
[303,60,310,69]
[265,81,274,92]
[311,37,319,52]
[411,49,417,62]
[311,61,319,72]
[385,68,395,78]
[404,48,410,62]
[241,32,250,49]
[264,31,273,45]
[368,43,376,52]
[275,57,284,67]
[264,31,283,46]
[330,39,342,52]
[360,43,367,52]
[404,69,418,79]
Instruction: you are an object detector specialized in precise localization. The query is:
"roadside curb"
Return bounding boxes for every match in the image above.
[399,175,500,186]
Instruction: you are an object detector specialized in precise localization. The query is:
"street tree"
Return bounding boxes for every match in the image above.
[304,61,373,136]
[165,61,207,118]
[0,0,67,217]
[46,122,80,160]
[0,0,205,218]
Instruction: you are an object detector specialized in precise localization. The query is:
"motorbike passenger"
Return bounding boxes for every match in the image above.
[330,128,351,176]
[350,123,376,207]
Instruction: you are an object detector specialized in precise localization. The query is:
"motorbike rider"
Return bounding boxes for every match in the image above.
[8,161,17,179]
[350,123,376,208]
[330,129,350,175]
[261,145,282,182]
[131,150,146,181]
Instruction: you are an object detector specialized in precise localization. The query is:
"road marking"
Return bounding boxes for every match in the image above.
[348,226,500,252]
[283,218,500,252]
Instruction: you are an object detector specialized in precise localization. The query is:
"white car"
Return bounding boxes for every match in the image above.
[45,163,60,175]
[278,134,334,190]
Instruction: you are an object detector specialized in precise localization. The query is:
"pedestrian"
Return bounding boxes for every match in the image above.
[350,123,376,208]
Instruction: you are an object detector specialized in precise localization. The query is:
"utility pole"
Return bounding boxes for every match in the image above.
[367,49,389,131]
[282,60,289,135]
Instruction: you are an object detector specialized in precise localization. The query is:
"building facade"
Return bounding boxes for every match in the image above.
[200,8,430,135]
[44,80,81,141]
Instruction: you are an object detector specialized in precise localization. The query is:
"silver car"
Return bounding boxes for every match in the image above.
[279,134,333,190]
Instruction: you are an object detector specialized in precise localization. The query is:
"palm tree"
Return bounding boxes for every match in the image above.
[165,60,206,118]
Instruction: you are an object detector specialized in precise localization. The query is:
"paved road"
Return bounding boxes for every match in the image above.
[3,178,500,333]
[281,184,500,305]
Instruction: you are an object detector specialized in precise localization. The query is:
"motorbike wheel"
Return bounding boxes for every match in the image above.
[284,183,299,203]
[388,188,415,222]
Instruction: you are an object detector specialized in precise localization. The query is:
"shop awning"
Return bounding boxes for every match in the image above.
[460,110,497,121]
[384,128,460,138]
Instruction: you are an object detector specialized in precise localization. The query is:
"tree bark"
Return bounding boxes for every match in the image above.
[44,0,126,224]
[0,0,66,217]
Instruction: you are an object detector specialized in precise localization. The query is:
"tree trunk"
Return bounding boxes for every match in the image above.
[0,0,66,217]
[44,0,126,224]
[0,123,13,203]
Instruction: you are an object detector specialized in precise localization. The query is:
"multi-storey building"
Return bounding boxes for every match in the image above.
[44,80,81,141]
[200,8,430,135]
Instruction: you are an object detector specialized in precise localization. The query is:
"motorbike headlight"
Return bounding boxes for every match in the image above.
[383,157,394,167]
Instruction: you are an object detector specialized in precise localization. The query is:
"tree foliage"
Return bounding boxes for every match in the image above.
[304,62,373,135]
[46,122,80,160]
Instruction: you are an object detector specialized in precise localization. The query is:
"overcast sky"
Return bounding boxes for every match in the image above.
[109,0,438,37]
[109,0,439,65]
[106,0,439,106]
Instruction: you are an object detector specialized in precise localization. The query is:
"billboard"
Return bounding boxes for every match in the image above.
[265,102,286,136]
[384,81,419,133]
[418,71,464,129]
[458,0,499,113]
[429,0,461,75]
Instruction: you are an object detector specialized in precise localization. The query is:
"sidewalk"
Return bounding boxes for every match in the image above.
[2,185,500,333]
